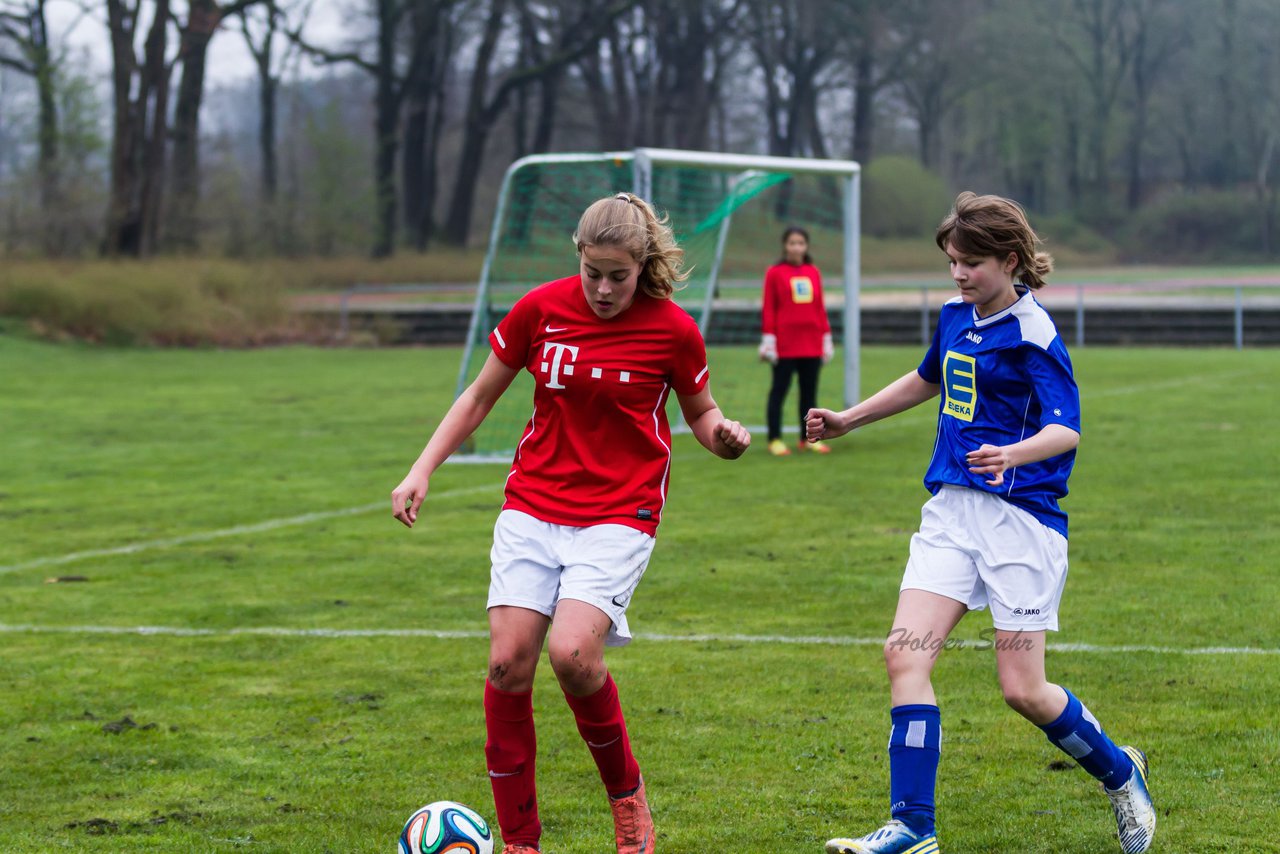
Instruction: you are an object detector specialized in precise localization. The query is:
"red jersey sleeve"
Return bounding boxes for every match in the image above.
[489,290,538,369]
[671,319,710,397]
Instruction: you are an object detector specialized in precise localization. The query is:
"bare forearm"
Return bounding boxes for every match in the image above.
[842,371,939,431]
[691,406,744,459]
[965,423,1080,486]
[1002,423,1080,467]
[409,390,497,475]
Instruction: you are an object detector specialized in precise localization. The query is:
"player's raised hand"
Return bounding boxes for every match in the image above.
[966,443,1012,486]
[391,469,430,528]
[805,407,850,442]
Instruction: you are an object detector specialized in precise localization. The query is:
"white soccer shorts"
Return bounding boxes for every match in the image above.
[901,485,1069,632]
[488,509,656,646]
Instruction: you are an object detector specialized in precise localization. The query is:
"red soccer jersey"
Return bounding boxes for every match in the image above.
[761,262,830,358]
[488,275,710,536]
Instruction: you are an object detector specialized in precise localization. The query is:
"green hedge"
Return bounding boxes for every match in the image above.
[0,261,299,346]
[862,156,952,239]
[1123,190,1277,261]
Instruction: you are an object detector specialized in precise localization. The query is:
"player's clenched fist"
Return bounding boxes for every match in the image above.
[391,470,430,528]
[805,407,850,442]
[715,419,751,458]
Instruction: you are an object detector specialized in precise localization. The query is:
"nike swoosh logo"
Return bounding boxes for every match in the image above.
[586,736,620,749]
[611,595,628,608]
[488,769,521,778]
[545,325,568,333]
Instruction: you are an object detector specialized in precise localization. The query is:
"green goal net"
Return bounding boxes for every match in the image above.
[454,149,860,461]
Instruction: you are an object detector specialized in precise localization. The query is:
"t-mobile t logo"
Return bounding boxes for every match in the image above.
[540,341,579,389]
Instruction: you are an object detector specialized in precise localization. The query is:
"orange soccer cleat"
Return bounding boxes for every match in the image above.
[800,439,832,454]
[609,777,655,854]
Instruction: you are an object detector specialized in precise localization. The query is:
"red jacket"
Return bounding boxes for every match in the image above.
[761,262,830,358]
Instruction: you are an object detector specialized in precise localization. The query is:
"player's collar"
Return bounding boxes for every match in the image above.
[972,286,1031,327]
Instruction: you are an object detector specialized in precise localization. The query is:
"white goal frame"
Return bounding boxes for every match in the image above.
[454,148,862,451]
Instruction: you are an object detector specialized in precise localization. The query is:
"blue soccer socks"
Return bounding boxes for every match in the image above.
[1039,688,1134,787]
[888,704,942,837]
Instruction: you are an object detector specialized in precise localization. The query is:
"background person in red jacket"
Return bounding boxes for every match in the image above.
[759,225,834,456]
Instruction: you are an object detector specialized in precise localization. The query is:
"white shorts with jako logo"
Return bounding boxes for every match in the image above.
[900,486,1069,632]
[488,509,656,646]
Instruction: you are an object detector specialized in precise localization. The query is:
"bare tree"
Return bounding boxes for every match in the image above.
[1050,0,1140,203]
[239,0,310,230]
[573,6,645,148]
[234,0,313,254]
[743,0,842,159]
[0,0,63,242]
[168,0,266,250]
[1121,0,1183,209]
[441,0,637,247]
[103,0,175,256]
[841,0,896,166]
[888,0,987,171]
[291,0,461,256]
[402,0,465,250]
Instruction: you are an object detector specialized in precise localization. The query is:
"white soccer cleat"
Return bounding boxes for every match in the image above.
[825,819,939,854]
[1104,746,1156,854]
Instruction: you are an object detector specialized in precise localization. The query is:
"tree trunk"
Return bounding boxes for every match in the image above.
[402,96,429,248]
[24,0,62,251]
[917,86,940,171]
[28,0,59,226]
[402,11,451,256]
[403,0,441,252]
[442,0,508,247]
[371,0,399,257]
[851,49,875,165]
[442,0,635,247]
[1215,0,1238,185]
[103,0,141,255]
[610,23,637,144]
[103,0,173,257]
[1125,47,1148,210]
[258,49,277,204]
[576,46,620,149]
[169,0,219,251]
[138,0,172,254]
[0,0,63,247]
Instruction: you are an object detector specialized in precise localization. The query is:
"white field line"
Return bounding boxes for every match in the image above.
[0,622,1274,656]
[0,483,503,575]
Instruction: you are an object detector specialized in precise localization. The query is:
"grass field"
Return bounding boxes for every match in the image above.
[1,334,1278,853]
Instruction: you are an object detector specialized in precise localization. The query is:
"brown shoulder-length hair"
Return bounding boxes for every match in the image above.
[573,192,689,299]
[935,191,1054,289]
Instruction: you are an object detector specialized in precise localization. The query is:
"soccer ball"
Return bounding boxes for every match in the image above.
[398,801,494,854]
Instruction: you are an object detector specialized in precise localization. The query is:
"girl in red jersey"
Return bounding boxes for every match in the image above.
[391,192,750,854]
[759,226,835,456]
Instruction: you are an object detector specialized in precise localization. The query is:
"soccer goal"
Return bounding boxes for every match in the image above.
[453,148,861,461]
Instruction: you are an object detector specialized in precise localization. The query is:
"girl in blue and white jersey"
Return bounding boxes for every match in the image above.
[807,192,1156,854]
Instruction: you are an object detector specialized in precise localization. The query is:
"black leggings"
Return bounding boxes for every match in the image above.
[767,357,822,441]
